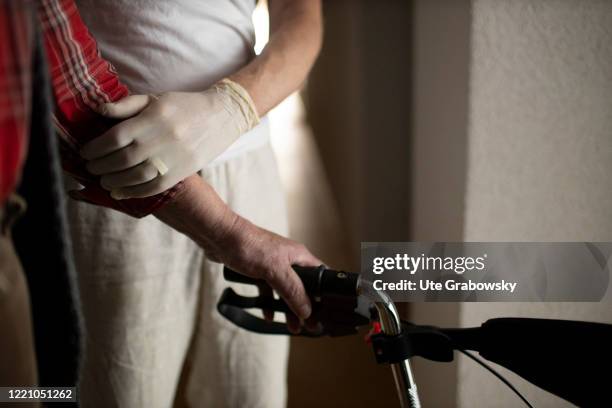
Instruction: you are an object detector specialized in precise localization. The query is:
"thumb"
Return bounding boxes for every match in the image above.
[96,94,153,119]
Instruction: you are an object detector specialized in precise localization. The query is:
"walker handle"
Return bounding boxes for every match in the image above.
[222,265,361,297]
[218,266,368,337]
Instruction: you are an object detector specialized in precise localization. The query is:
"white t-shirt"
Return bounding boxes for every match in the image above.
[77,0,269,165]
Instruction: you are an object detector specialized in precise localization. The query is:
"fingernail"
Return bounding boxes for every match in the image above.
[299,304,311,319]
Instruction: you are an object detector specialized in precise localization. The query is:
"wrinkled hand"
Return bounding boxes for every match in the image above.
[81,79,259,199]
[205,214,322,333]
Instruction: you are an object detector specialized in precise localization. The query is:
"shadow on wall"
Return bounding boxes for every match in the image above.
[276,0,612,407]
[298,0,470,407]
[269,93,397,407]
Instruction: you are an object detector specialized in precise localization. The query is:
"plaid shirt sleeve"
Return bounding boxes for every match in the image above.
[37,0,184,218]
[0,2,33,206]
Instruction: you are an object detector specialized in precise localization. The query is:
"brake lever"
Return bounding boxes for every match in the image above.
[218,266,371,337]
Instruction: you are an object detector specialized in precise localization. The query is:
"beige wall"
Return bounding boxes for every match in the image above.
[307,0,413,266]
[297,2,413,406]
[409,0,471,406]
[461,1,612,407]
[304,1,612,406]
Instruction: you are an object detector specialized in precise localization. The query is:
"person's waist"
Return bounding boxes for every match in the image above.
[208,116,271,166]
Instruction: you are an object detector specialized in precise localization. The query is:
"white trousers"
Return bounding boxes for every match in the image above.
[66,144,289,408]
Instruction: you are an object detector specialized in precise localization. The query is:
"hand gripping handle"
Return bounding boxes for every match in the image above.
[217,265,367,337]
[222,264,360,297]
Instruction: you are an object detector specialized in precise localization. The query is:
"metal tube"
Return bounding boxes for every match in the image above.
[359,280,421,408]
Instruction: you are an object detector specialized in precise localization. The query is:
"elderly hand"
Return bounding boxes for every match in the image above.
[81,79,259,199]
[205,213,322,333]
[152,173,321,333]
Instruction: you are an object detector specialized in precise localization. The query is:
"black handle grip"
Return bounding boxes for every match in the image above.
[475,318,612,407]
[219,265,367,337]
[223,265,361,298]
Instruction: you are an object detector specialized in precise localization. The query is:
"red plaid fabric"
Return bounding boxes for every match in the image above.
[39,0,184,217]
[0,2,33,205]
[0,0,183,216]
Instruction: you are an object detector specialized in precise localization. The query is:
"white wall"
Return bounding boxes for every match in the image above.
[461,1,612,406]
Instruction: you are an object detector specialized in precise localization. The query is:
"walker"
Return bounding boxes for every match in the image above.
[218,265,612,407]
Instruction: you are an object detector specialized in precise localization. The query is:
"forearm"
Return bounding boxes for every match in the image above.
[153,175,238,248]
[229,0,322,115]
[154,173,319,323]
